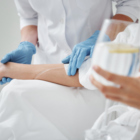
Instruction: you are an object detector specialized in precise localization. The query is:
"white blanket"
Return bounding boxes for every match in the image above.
[0,80,106,140]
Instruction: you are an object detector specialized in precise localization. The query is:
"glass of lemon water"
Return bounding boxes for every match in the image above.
[88,19,140,140]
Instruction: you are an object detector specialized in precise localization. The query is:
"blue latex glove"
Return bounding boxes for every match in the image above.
[62,30,110,76]
[0,41,36,85]
[62,30,100,76]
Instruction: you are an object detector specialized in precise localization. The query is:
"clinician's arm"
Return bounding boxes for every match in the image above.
[108,0,140,40]
[105,14,134,40]
[21,25,38,46]
[0,62,82,87]
[0,26,37,85]
[112,14,133,22]
[15,0,38,45]
[112,0,139,22]
[105,14,134,41]
[0,0,39,85]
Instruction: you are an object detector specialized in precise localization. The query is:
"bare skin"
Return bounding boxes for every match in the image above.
[21,25,38,46]
[112,14,133,22]
[0,62,82,87]
[106,14,134,40]
[90,66,140,109]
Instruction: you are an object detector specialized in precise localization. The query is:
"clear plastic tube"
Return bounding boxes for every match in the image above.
[34,67,64,79]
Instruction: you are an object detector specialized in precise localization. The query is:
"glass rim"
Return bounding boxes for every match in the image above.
[104,19,138,25]
[97,42,140,48]
[96,19,140,46]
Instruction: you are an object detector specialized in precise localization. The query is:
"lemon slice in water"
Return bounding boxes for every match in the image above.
[109,48,139,53]
[106,43,139,53]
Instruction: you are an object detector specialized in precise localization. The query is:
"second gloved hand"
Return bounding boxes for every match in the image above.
[62,30,100,76]
[1,41,36,64]
[0,41,36,85]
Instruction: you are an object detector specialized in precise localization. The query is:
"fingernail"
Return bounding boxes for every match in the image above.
[89,75,92,80]
[93,65,98,71]
[89,75,95,82]
[105,95,109,98]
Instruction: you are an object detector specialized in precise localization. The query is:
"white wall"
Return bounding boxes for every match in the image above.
[0,0,20,91]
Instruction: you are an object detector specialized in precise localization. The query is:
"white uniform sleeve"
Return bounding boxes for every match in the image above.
[14,0,38,29]
[112,0,140,22]
[64,58,97,90]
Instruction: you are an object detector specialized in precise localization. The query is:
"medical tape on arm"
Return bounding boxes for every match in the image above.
[34,67,63,79]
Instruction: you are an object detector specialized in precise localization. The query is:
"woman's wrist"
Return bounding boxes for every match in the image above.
[2,62,20,79]
[0,63,7,80]
[2,62,35,80]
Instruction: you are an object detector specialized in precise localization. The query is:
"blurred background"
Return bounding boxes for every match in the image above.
[0,0,20,90]
[0,1,124,91]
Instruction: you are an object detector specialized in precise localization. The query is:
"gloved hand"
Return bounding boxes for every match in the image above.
[62,30,110,76]
[0,41,36,85]
[62,30,101,76]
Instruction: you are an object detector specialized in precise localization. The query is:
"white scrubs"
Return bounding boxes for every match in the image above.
[0,0,139,140]
[14,0,139,64]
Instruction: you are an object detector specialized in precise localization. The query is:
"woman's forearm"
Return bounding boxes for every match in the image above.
[21,25,38,46]
[3,63,82,87]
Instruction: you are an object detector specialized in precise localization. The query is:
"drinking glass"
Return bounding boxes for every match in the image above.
[88,19,140,140]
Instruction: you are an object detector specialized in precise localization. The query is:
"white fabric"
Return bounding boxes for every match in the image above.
[0,80,106,140]
[113,23,140,46]
[83,24,140,140]
[14,0,140,65]
[86,105,140,140]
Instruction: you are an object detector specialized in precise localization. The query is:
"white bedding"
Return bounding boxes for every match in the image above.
[0,80,106,140]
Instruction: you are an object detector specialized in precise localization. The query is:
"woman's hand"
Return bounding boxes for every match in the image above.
[89,66,140,109]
